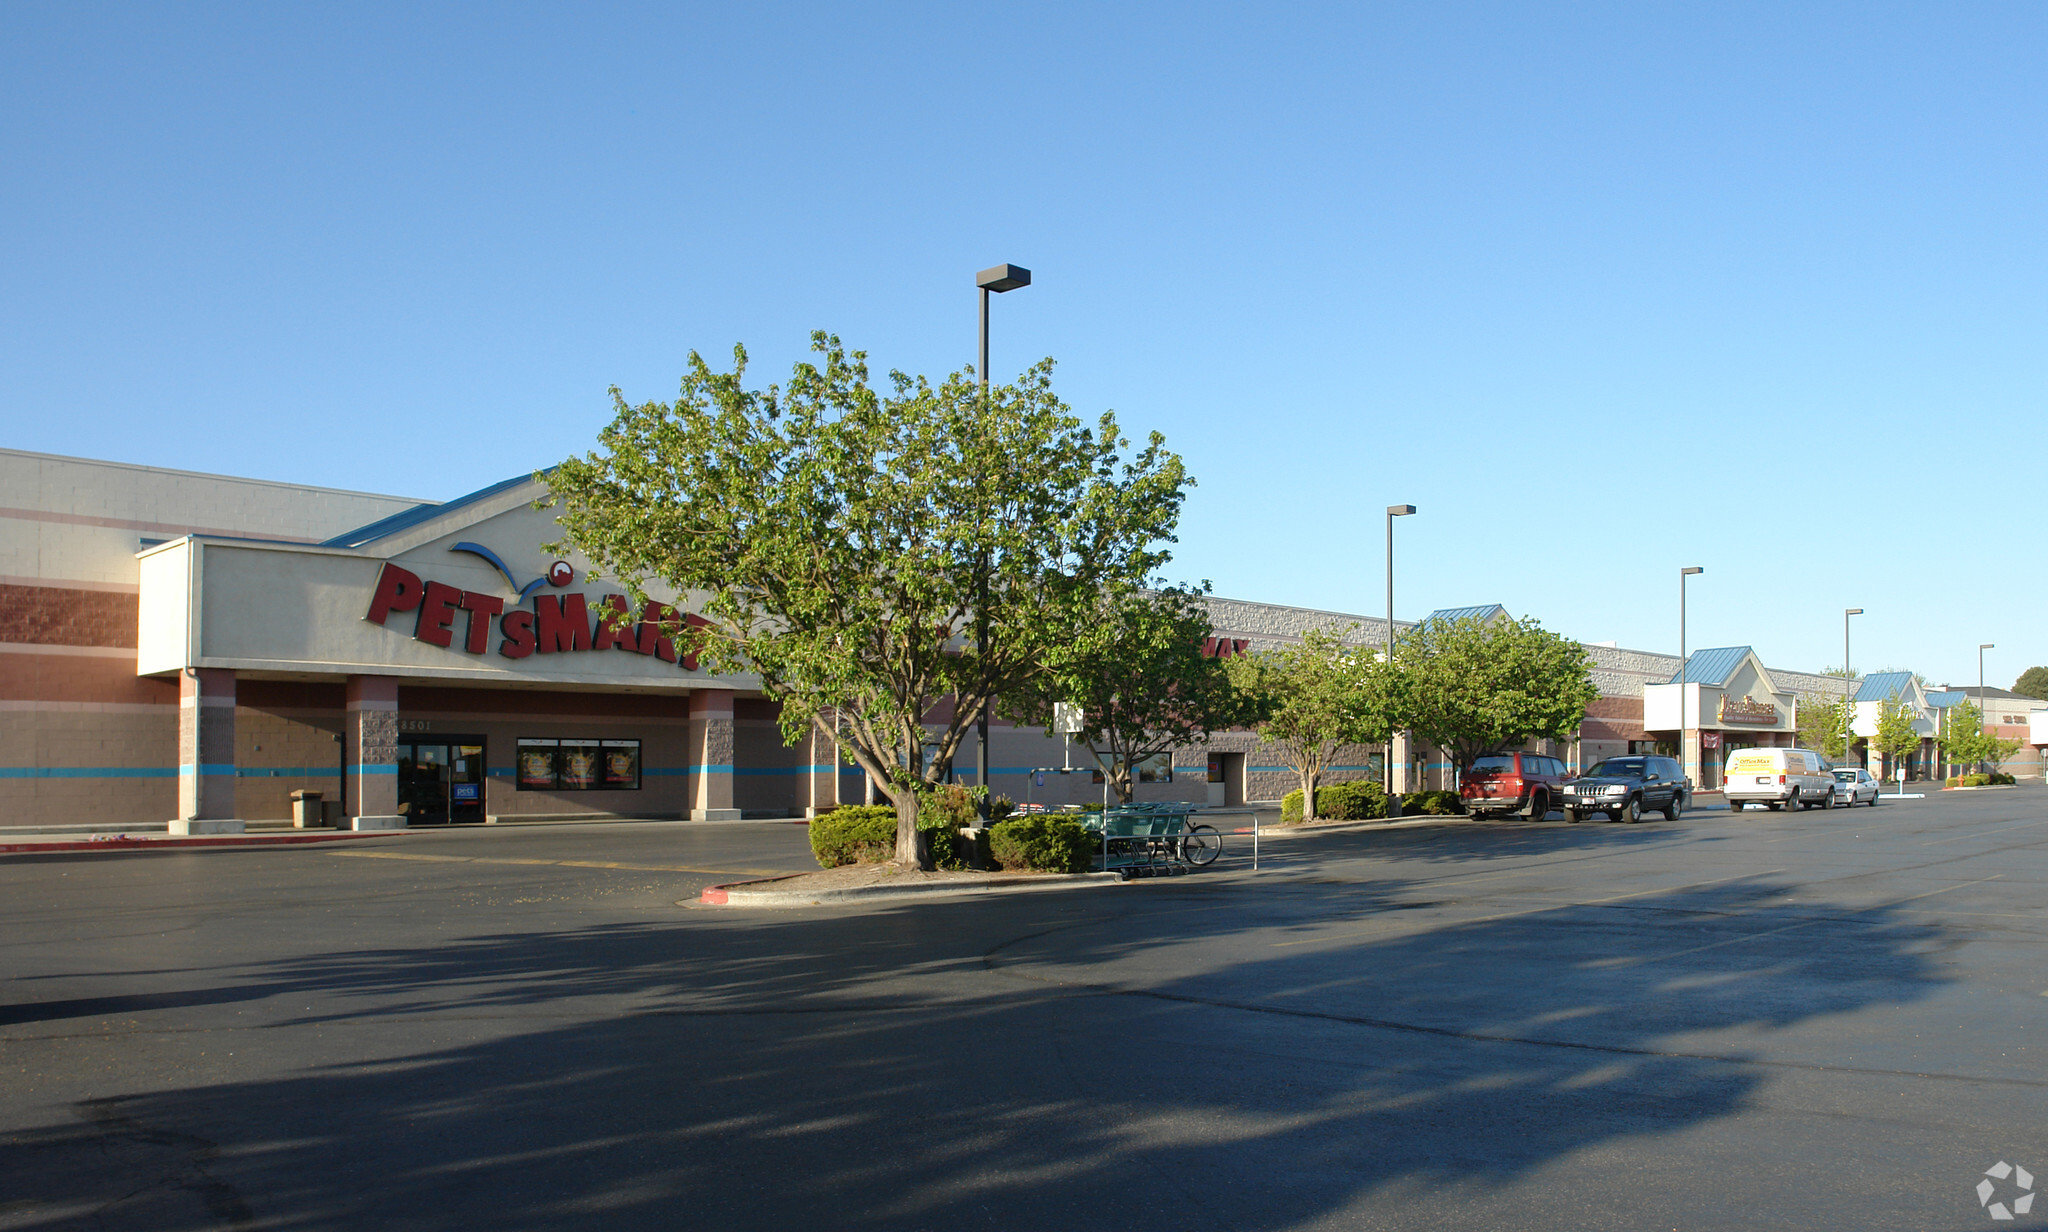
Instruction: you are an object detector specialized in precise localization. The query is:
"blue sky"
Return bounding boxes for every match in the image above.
[4,3,2042,688]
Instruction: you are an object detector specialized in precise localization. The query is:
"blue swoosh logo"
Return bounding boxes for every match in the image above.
[452,542,549,601]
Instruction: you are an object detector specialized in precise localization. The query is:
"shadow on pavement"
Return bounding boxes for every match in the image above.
[2,872,1954,1231]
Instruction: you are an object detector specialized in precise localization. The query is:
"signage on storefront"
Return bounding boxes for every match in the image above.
[1718,695,1778,726]
[363,560,704,670]
[1702,731,1721,749]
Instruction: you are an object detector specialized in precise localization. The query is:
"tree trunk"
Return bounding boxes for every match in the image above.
[1112,760,1134,804]
[1300,769,1317,820]
[890,789,932,870]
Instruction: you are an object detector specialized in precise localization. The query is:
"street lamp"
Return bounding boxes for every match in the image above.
[1679,567,1703,787]
[1844,608,1862,766]
[972,263,1031,821]
[1980,642,1996,774]
[1386,504,1416,803]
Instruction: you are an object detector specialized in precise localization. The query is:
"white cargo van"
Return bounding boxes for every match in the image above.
[1724,747,1835,811]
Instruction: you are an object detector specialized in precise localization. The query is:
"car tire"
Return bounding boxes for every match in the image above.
[1818,790,1832,811]
[1566,809,1583,823]
[1527,790,1548,820]
[1869,793,1879,806]
[1623,796,1641,823]
[1664,795,1682,821]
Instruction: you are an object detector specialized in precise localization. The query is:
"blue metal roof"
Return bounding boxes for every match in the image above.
[1927,690,1969,709]
[1425,603,1506,625]
[1666,646,1753,686]
[321,471,547,549]
[1854,671,1915,702]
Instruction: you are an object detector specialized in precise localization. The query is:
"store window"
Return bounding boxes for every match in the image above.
[1091,752,1173,784]
[517,738,642,790]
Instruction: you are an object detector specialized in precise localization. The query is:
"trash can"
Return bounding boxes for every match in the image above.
[290,789,323,829]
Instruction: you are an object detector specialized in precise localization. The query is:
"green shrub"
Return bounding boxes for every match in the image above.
[810,802,966,869]
[988,816,1094,873]
[1948,773,1993,788]
[1991,772,2017,786]
[1280,779,1388,823]
[1402,790,1465,816]
[810,805,898,867]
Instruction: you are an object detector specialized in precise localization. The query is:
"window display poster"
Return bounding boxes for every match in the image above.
[559,740,600,790]
[601,740,641,789]
[517,739,558,789]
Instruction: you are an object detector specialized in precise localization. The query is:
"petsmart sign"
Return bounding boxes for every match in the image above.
[362,558,704,670]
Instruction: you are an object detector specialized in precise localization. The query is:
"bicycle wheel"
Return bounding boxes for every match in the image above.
[1181,824,1222,865]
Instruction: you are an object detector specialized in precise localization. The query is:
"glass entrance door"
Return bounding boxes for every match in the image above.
[397,739,486,825]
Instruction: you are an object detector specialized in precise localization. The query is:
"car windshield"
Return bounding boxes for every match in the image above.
[1833,770,1856,781]
[1468,756,1515,774]
[1585,759,1645,778]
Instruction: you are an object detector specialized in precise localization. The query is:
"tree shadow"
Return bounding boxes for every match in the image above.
[1,874,1956,1230]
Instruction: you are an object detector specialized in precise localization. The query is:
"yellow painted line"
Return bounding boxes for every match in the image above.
[1270,870,1785,948]
[325,850,788,876]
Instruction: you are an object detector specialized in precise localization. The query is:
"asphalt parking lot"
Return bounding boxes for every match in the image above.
[3,791,2045,1231]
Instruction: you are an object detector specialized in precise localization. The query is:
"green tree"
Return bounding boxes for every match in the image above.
[1939,700,1996,772]
[545,334,1190,867]
[1796,696,1852,760]
[1872,696,1921,773]
[1393,613,1598,775]
[2012,666,2048,700]
[1225,627,1395,821]
[1006,585,1265,805]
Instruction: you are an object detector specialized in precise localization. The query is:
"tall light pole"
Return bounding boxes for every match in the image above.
[1843,608,1862,765]
[1386,504,1416,804]
[1980,642,1996,775]
[1679,567,1703,787]
[972,263,1030,821]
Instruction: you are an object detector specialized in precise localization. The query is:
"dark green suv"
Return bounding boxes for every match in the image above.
[1562,755,1690,823]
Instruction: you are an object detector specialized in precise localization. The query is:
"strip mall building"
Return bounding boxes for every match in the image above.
[5,449,2032,831]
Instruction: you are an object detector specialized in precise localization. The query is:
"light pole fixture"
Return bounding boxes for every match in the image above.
[1386,504,1416,802]
[1844,608,1862,765]
[971,263,1031,821]
[1679,567,1703,788]
[1980,642,1996,772]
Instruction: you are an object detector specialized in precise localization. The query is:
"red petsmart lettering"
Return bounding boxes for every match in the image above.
[365,563,424,624]
[534,593,591,653]
[364,561,702,673]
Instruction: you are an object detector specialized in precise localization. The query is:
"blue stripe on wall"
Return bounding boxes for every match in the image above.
[0,766,180,779]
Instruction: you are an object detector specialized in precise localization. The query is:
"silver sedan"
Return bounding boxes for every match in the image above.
[1831,767,1881,807]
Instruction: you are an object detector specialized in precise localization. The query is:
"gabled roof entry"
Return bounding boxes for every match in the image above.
[321,471,548,549]
[1666,646,1754,687]
[1425,603,1507,625]
[1855,671,1916,703]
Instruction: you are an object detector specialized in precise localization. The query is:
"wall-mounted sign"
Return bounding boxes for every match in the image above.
[1702,731,1722,749]
[1719,695,1779,726]
[364,561,705,671]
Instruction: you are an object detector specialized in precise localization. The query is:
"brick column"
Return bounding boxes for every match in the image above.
[1389,732,1413,794]
[345,675,404,828]
[172,668,241,834]
[689,689,739,820]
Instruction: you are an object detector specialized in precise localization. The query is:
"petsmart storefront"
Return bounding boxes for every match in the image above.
[129,472,852,833]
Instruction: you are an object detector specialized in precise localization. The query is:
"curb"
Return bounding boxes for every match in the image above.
[699,870,1122,907]
[0,830,408,856]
